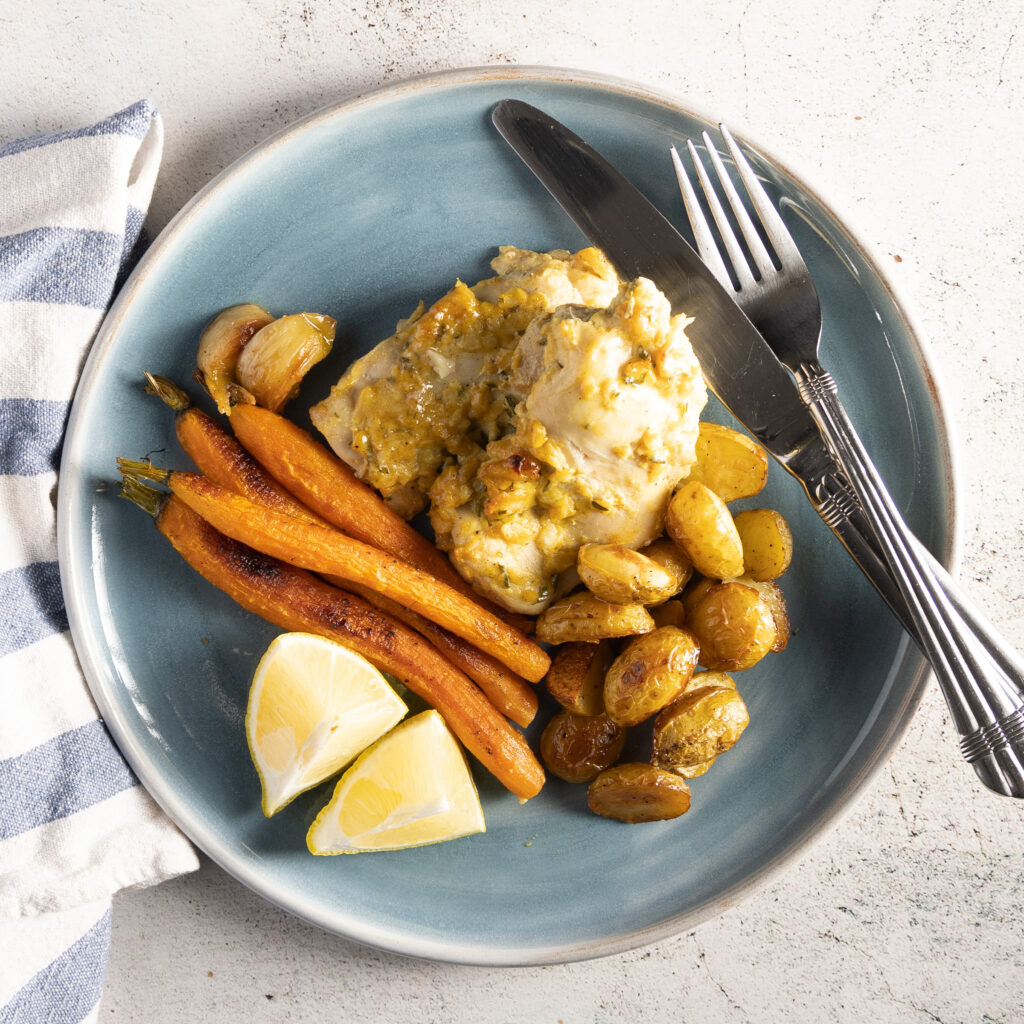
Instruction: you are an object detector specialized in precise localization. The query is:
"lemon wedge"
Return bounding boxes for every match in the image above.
[246,632,407,816]
[306,710,485,854]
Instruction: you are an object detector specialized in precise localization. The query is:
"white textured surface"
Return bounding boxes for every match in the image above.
[4,0,1023,1019]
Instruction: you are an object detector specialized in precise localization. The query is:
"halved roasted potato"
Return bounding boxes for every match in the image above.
[603,626,700,726]
[577,543,681,606]
[686,580,777,671]
[535,590,655,645]
[539,710,627,784]
[689,421,769,501]
[587,763,692,823]
[651,685,749,776]
[665,480,745,580]
[545,640,614,716]
[734,508,793,581]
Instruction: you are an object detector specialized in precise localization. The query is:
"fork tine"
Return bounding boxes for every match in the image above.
[669,145,732,289]
[700,130,777,281]
[718,124,802,265]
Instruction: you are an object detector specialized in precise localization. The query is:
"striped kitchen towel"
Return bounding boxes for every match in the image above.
[0,102,199,1023]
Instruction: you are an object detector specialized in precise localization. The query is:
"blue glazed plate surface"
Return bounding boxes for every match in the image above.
[58,67,954,965]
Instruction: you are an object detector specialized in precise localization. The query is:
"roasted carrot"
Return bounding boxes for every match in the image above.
[145,373,328,527]
[344,582,538,728]
[120,482,544,800]
[120,463,551,683]
[228,404,533,633]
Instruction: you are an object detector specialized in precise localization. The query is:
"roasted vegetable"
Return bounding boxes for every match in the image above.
[651,685,749,777]
[118,485,544,800]
[686,580,777,671]
[639,539,693,595]
[119,462,550,683]
[545,640,614,716]
[235,312,335,413]
[734,508,793,581]
[603,625,700,726]
[689,421,769,502]
[736,576,791,653]
[577,542,681,606]
[535,589,655,645]
[195,303,274,415]
[587,763,691,823]
[539,710,626,784]
[665,480,745,580]
[650,598,686,629]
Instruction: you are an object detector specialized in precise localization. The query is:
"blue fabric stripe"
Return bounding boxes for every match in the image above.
[0,398,68,475]
[0,562,69,658]
[113,205,148,293]
[0,721,137,841]
[0,100,157,158]
[0,227,122,308]
[0,907,111,1023]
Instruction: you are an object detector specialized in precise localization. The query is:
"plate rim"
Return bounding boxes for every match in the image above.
[57,64,956,965]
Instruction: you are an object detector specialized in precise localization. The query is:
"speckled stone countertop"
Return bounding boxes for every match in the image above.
[4,0,1022,1020]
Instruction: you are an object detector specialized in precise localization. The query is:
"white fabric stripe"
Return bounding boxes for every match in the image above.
[123,114,162,218]
[0,898,109,1008]
[0,632,99,760]
[0,134,151,237]
[0,786,197,918]
[0,301,102,401]
[0,473,57,575]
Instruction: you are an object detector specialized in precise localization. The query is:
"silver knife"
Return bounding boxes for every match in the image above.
[491,98,918,636]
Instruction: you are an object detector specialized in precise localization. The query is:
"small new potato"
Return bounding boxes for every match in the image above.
[734,508,793,581]
[687,581,777,671]
[652,685,750,776]
[690,421,769,501]
[577,543,680,606]
[651,598,686,629]
[603,626,700,726]
[587,763,692,823]
[640,539,693,594]
[665,480,745,580]
[539,710,627,783]
[545,640,614,716]
[737,577,791,652]
[535,589,655,644]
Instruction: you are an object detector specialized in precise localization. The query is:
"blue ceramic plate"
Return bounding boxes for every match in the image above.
[58,68,955,964]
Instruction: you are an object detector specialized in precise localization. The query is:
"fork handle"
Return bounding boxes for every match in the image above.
[798,363,1024,798]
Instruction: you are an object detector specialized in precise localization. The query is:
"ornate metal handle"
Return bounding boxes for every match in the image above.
[799,363,1024,798]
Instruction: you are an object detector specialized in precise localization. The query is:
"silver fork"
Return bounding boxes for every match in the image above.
[673,127,1024,798]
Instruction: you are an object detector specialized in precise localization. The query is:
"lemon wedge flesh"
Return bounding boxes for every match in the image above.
[307,710,485,854]
[246,632,407,816]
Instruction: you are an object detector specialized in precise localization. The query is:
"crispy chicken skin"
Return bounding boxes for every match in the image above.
[310,247,706,614]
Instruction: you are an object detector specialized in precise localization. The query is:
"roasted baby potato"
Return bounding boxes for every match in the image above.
[539,710,627,783]
[683,669,737,695]
[665,480,745,580]
[577,542,681,606]
[195,303,275,415]
[686,581,777,671]
[651,598,686,629]
[603,626,700,726]
[235,312,335,413]
[535,590,655,644]
[639,538,693,594]
[734,508,793,581]
[545,640,614,716]
[587,763,692,822]
[737,576,790,652]
[689,421,769,501]
[651,685,749,777]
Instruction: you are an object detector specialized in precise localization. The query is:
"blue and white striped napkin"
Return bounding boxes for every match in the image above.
[0,102,199,1023]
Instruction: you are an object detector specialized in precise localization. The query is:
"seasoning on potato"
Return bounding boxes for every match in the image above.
[577,542,682,606]
[545,640,614,716]
[539,710,627,784]
[665,480,745,580]
[651,685,750,777]
[686,581,777,671]
[734,508,793,581]
[603,626,700,726]
[587,763,692,823]
[535,589,655,645]
[689,421,769,502]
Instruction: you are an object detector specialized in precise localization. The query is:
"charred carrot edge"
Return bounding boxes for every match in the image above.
[140,468,551,683]
[145,373,329,527]
[342,580,538,728]
[144,494,544,800]
[228,404,533,634]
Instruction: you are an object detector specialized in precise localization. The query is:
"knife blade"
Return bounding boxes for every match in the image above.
[491,98,919,636]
